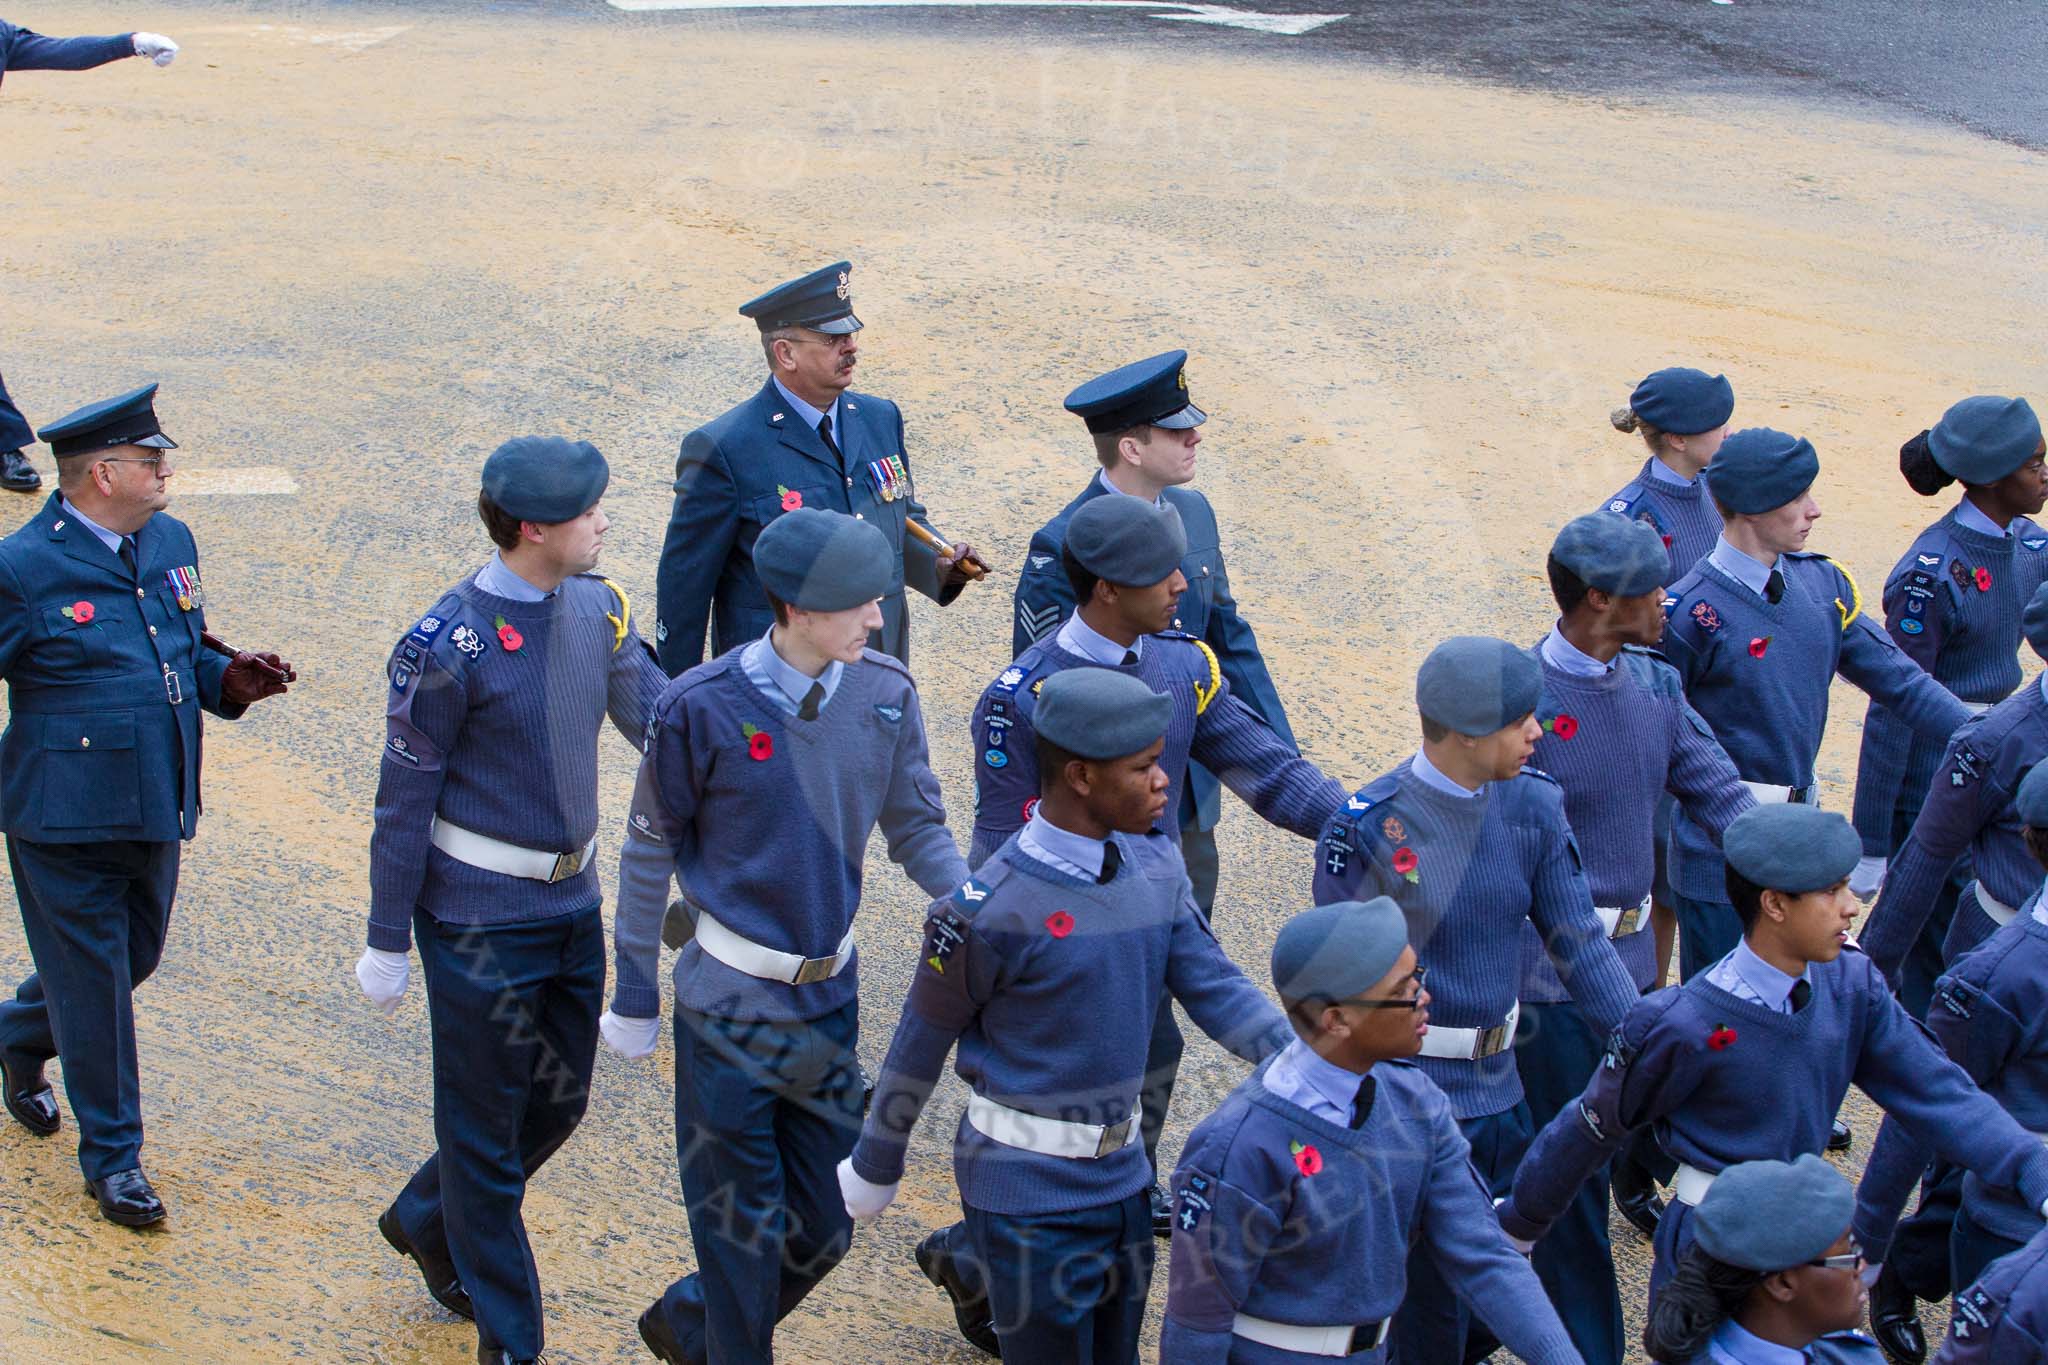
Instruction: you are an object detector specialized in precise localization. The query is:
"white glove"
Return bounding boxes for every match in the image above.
[354,947,410,1015]
[1493,1197,1535,1255]
[1850,855,1888,903]
[836,1157,898,1222]
[600,1009,661,1059]
[131,33,179,66]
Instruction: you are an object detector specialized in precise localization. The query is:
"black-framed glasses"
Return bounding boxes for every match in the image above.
[1807,1241,1864,1271]
[1330,964,1429,1012]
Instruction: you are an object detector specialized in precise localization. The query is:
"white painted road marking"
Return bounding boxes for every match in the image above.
[171,468,300,496]
[608,0,1346,37]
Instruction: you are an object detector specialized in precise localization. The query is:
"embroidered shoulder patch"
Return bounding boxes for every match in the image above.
[924,908,968,974]
[1950,746,1984,787]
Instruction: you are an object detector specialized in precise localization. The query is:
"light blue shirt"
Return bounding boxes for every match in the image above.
[1708,535,1783,599]
[2029,877,2048,928]
[1056,611,1142,665]
[740,629,842,717]
[1410,747,1483,800]
[1541,624,1615,678]
[1956,495,2013,539]
[772,377,844,456]
[1705,1318,1809,1364]
[57,496,128,555]
[1647,458,1698,489]
[1261,1037,1367,1126]
[474,550,551,603]
[1095,468,1165,506]
[1704,939,1811,1013]
[1017,810,1106,880]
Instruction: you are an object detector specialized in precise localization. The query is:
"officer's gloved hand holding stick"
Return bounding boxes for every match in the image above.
[355,948,409,1015]
[130,32,178,66]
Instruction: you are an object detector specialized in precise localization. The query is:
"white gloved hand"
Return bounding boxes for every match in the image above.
[1493,1196,1535,1255]
[836,1157,898,1222]
[1850,855,1888,903]
[131,32,179,66]
[355,946,410,1015]
[599,1009,661,1059]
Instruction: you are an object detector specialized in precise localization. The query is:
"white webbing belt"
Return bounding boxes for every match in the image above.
[1740,781,1814,805]
[1672,1163,1717,1207]
[1597,894,1654,940]
[1418,1001,1520,1061]
[430,817,597,884]
[696,911,855,987]
[966,1094,1141,1160]
[1977,882,2020,928]
[1964,701,1995,716]
[1232,1312,1391,1356]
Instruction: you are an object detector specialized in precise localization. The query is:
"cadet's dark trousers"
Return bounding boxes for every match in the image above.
[1513,1003,1626,1365]
[964,1189,1154,1365]
[0,369,31,452]
[1393,1100,1531,1365]
[392,904,602,1360]
[1673,893,1741,983]
[1137,821,1219,1172]
[1952,1205,2029,1295]
[0,835,177,1179]
[652,999,862,1365]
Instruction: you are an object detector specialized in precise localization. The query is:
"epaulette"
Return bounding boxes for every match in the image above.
[857,645,914,683]
[391,595,469,690]
[1153,630,1221,713]
[1604,485,1674,547]
[1517,764,1561,786]
[990,659,1042,700]
[1616,644,1684,698]
[576,572,631,653]
[1789,551,1863,629]
[949,857,1018,916]
[1337,773,1404,846]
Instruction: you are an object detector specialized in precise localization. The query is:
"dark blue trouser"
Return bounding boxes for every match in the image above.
[1393,1100,1531,1365]
[1890,1158,1965,1303]
[1673,893,1741,983]
[964,1188,1154,1364]
[1138,820,1218,1172]
[393,905,603,1360]
[1952,1204,2029,1295]
[1514,1003,1626,1365]
[653,999,863,1365]
[0,836,177,1180]
[0,369,32,452]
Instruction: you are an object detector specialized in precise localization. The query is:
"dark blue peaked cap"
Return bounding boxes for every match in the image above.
[1064,350,1207,435]
[37,383,177,458]
[739,261,862,335]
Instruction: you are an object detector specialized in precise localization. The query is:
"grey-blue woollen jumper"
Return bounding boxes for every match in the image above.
[1600,458,1724,586]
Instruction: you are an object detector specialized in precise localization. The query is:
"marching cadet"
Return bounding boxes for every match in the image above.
[1011,350,1298,921]
[0,384,290,1226]
[1656,427,1971,990]
[835,668,1292,1365]
[1520,513,1753,1364]
[654,261,983,674]
[1312,635,1639,1365]
[356,437,664,1365]
[1850,396,2047,1014]
[1937,1222,2048,1362]
[605,509,968,1365]
[1497,804,2048,1300]
[1642,1155,1882,1365]
[1162,897,1584,1365]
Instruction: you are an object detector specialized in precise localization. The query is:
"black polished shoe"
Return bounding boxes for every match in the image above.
[915,1228,1001,1358]
[1829,1118,1854,1153]
[379,1204,475,1320]
[86,1167,166,1228]
[475,1350,538,1365]
[1610,1160,1666,1241]
[0,449,40,493]
[1149,1183,1174,1240]
[0,1050,59,1137]
[1870,1260,1928,1364]
[637,1301,689,1364]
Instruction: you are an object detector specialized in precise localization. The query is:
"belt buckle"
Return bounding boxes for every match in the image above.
[1349,1319,1390,1353]
[163,669,183,705]
[792,953,837,987]
[1094,1117,1133,1159]
[1611,906,1642,938]
[1475,1022,1510,1058]
[548,847,585,883]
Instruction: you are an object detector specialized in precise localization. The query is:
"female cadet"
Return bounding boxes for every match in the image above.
[1851,395,2048,1016]
[1643,1154,1880,1364]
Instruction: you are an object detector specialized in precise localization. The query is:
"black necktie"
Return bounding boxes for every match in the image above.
[817,413,841,461]
[1349,1074,1377,1129]
[118,535,138,579]
[1097,840,1121,884]
[797,681,824,722]
[1765,569,1785,604]
[1120,649,1138,667]
[1789,979,1812,1013]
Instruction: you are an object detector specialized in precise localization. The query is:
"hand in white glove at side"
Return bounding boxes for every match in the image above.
[599,1010,661,1059]
[1849,855,1887,903]
[837,1157,898,1222]
[1493,1197,1535,1255]
[131,33,179,66]
[355,946,410,1015]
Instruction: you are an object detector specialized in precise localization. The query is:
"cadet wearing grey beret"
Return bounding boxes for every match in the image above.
[1692,1153,1855,1272]
[1065,495,1188,587]
[1416,636,1544,737]
[481,435,610,524]
[1723,804,1862,893]
[1550,511,1670,597]
[1707,428,1822,516]
[1033,667,1174,760]
[1270,898,1410,1004]
[1930,395,2044,487]
[752,508,896,612]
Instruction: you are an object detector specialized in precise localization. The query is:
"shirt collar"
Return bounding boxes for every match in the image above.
[772,377,840,435]
[744,628,842,714]
[1018,810,1106,879]
[57,496,127,554]
[1955,496,2013,539]
[1409,747,1484,799]
[1541,624,1615,678]
[1096,467,1165,507]
[1645,457,1698,489]
[1276,1037,1366,1114]
[475,550,552,603]
[1730,938,1810,1012]
[1706,1319,1811,1365]
[2029,877,2048,928]
[1056,611,1142,666]
[1709,535,1781,597]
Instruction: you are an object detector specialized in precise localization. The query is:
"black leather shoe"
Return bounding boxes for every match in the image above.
[0,449,40,493]
[638,1301,689,1364]
[1829,1118,1854,1153]
[379,1205,475,1320]
[1610,1160,1665,1241]
[915,1229,1001,1358]
[86,1167,165,1227]
[1871,1260,1927,1364]
[476,1350,538,1365]
[0,1050,59,1137]
[1149,1183,1174,1240]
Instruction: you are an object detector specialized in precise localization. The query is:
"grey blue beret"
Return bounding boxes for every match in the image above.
[1033,668,1173,760]
[1723,804,1861,893]
[1706,428,1821,516]
[1629,368,1735,437]
[1271,898,1411,1004]
[481,436,610,524]
[753,508,896,612]
[2025,582,2048,661]
[1930,395,2042,486]
[1067,495,1187,587]
[2016,762,2048,829]
[1416,637,1543,737]
[1551,512,1670,597]
[1693,1154,1854,1272]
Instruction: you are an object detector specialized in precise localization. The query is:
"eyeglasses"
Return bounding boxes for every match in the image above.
[101,455,171,473]
[780,332,858,349]
[1806,1241,1865,1271]
[1328,965,1429,1013]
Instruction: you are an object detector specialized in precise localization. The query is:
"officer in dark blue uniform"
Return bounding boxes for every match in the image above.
[1011,350,1297,919]
[0,384,291,1226]
[654,262,984,673]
